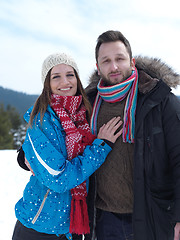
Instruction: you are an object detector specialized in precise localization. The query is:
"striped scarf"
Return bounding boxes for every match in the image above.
[91,67,138,143]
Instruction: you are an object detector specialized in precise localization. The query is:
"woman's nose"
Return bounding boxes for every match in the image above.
[61,77,69,84]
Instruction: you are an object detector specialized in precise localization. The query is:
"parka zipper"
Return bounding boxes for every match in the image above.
[147,136,152,152]
[32,189,50,224]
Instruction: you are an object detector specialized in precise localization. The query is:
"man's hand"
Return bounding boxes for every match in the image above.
[174,222,180,240]
[25,157,35,176]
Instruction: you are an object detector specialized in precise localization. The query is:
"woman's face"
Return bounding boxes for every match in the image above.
[50,64,77,96]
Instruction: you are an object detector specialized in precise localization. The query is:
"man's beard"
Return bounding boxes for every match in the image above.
[100,69,132,86]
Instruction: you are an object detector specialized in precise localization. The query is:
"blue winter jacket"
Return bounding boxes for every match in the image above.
[15,105,111,238]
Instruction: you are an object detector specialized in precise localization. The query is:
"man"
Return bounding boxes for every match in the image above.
[85,30,180,240]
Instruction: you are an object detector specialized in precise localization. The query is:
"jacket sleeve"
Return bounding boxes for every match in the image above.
[22,122,111,194]
[162,93,180,222]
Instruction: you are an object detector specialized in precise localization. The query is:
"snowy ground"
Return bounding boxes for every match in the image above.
[0,150,31,240]
[0,150,85,240]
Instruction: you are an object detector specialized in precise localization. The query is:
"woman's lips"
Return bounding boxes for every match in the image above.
[58,87,71,91]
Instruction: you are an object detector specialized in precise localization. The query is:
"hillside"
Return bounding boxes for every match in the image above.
[0,86,38,117]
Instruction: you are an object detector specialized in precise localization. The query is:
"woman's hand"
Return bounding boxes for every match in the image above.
[174,222,180,240]
[97,116,123,143]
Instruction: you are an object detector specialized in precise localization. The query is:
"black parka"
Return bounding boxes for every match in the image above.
[83,56,180,240]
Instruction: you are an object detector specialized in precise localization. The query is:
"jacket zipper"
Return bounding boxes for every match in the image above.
[32,189,50,224]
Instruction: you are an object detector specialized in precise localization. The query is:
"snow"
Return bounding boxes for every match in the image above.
[0,150,31,240]
[0,150,85,240]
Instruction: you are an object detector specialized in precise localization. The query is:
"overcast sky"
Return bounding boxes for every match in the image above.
[0,0,180,95]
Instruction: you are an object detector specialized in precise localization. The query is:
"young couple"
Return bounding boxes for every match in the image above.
[13,30,180,240]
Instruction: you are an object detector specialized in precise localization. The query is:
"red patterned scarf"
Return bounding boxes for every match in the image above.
[50,94,95,234]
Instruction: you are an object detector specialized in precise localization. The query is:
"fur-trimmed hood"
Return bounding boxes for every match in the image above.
[86,56,180,95]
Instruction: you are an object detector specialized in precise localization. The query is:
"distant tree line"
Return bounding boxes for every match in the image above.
[0,86,38,117]
[0,86,38,150]
[0,104,26,150]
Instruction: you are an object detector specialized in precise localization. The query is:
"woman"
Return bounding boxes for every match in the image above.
[12,53,122,240]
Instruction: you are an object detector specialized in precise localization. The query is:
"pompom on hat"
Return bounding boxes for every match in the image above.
[41,53,79,84]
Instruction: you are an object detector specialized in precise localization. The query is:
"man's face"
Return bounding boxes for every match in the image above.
[97,41,135,85]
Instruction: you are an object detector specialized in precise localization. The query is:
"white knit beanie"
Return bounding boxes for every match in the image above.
[41,53,79,84]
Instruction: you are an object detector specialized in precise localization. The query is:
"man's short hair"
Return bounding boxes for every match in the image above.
[95,30,132,62]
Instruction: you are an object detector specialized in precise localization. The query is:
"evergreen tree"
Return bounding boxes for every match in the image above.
[0,104,26,149]
[7,105,22,130]
[6,105,26,149]
[0,104,14,149]
[13,124,27,149]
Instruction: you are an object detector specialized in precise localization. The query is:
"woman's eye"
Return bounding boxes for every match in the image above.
[67,74,74,77]
[52,75,59,80]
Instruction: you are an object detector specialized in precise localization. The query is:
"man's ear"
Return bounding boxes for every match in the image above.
[131,58,136,70]
[96,63,100,75]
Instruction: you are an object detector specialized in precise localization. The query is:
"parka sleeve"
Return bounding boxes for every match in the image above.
[22,121,111,194]
[162,93,180,222]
